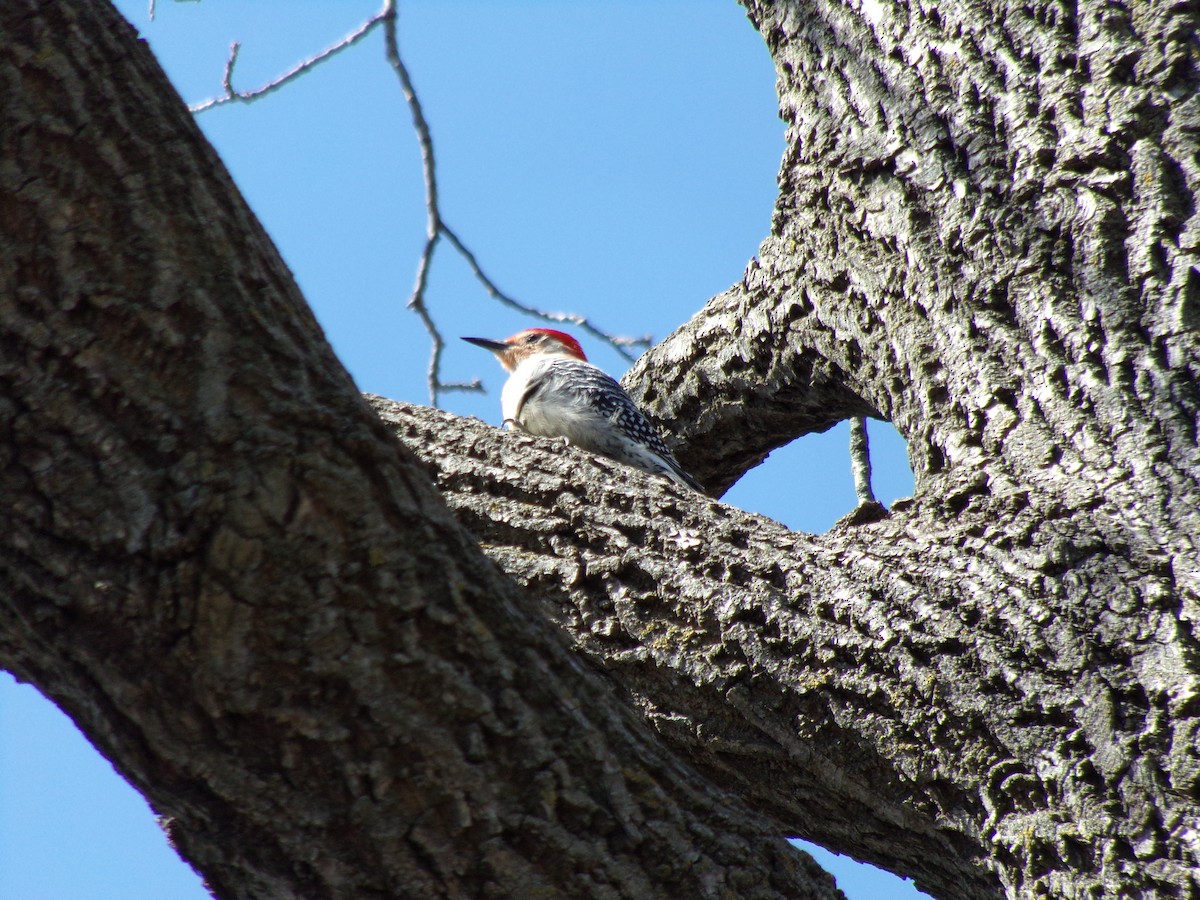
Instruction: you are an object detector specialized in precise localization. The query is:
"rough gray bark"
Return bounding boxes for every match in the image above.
[619,0,1200,896]
[0,2,1197,900]
[0,3,837,899]
[375,395,1197,900]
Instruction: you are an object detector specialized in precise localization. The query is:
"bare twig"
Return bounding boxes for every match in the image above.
[403,219,484,401]
[190,0,651,406]
[849,416,877,505]
[149,0,200,26]
[380,0,650,404]
[189,12,388,114]
[221,41,241,97]
[381,0,478,406]
[442,226,652,355]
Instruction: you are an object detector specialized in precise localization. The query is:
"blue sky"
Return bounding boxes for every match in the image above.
[0,2,925,897]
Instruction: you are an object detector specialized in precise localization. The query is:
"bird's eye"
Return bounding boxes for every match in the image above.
[525,333,542,344]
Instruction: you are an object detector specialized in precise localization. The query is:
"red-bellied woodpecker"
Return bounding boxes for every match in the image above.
[462,328,703,492]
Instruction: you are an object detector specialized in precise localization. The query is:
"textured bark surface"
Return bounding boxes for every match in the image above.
[0,3,838,899]
[377,397,1198,899]
[1,1,1198,900]
[621,0,1200,895]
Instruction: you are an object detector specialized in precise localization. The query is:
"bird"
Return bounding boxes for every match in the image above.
[462,328,703,492]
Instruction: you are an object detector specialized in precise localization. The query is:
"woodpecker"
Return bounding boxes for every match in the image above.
[462,328,703,492]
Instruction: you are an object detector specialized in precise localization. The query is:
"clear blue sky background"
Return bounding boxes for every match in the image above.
[0,2,927,897]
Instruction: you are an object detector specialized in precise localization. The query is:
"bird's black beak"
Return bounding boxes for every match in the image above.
[462,336,508,354]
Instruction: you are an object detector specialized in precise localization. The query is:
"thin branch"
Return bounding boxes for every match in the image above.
[188,0,652,405]
[221,41,241,98]
[849,416,877,505]
[382,5,440,235]
[380,0,650,404]
[442,225,652,356]
[189,11,388,114]
[406,233,484,403]
[382,0,469,408]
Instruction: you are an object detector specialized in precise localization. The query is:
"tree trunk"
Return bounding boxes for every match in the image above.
[622,1,1200,895]
[2,2,1197,900]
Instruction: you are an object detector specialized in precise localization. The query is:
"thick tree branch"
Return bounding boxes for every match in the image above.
[623,273,879,496]
[0,3,840,897]
[377,397,1199,900]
